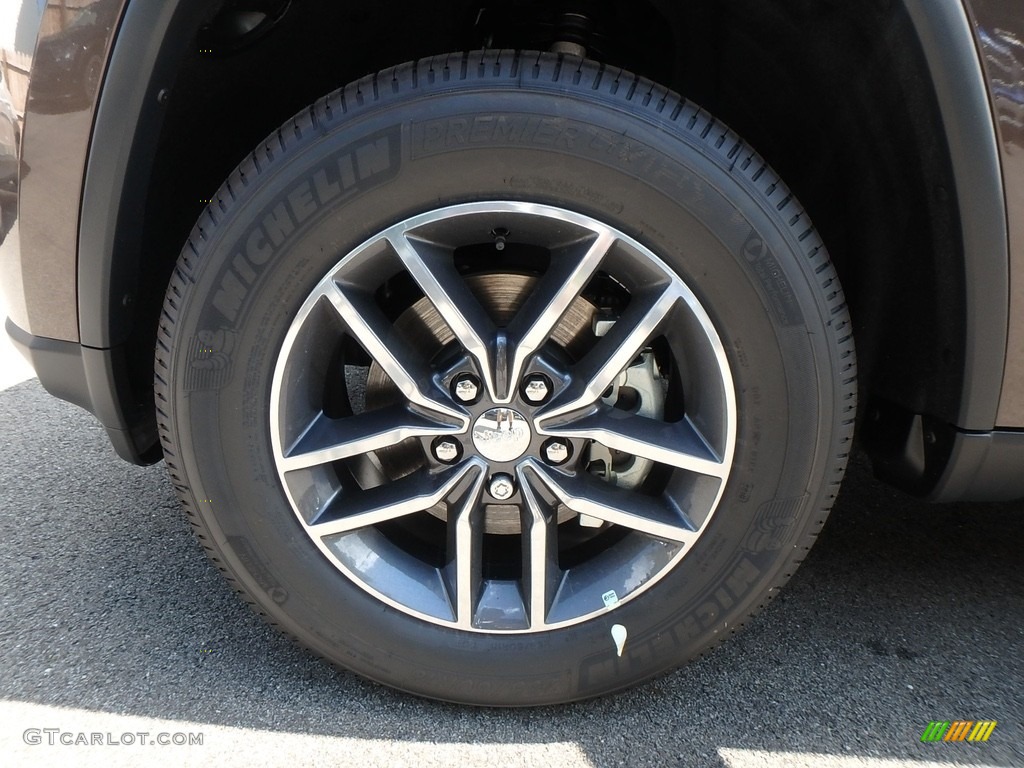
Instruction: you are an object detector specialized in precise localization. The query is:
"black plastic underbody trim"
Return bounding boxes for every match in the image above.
[6,319,161,465]
[865,397,1024,501]
[929,429,1024,501]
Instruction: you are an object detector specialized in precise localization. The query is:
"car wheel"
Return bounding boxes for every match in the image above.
[155,51,855,705]
[82,54,103,104]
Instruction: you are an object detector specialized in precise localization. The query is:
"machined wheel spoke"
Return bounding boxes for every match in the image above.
[322,281,466,424]
[540,283,681,423]
[543,407,727,479]
[279,405,459,473]
[308,460,485,537]
[517,467,562,628]
[522,459,698,544]
[506,230,617,394]
[450,471,487,628]
[387,232,504,399]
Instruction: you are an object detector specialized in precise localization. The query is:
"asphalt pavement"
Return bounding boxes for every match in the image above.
[0,372,1020,768]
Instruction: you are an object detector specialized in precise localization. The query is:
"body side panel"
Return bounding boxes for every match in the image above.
[966,0,1024,427]
[0,0,126,341]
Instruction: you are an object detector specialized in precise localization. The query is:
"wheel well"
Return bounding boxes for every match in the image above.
[113,0,968,457]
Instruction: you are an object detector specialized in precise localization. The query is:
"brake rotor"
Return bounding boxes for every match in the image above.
[364,272,596,534]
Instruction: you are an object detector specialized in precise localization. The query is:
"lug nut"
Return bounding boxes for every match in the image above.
[543,439,572,466]
[433,439,461,464]
[522,374,552,404]
[451,374,480,404]
[488,473,515,500]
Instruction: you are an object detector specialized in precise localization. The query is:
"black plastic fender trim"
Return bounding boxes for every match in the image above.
[78,0,201,350]
[902,0,1009,431]
[6,318,161,464]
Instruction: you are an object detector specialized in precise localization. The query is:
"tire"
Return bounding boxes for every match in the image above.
[155,50,855,706]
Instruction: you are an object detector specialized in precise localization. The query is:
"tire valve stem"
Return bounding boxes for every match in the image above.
[491,227,509,251]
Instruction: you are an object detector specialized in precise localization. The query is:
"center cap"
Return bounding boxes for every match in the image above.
[472,408,531,462]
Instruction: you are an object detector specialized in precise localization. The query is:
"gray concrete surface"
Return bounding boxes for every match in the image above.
[0,376,1020,767]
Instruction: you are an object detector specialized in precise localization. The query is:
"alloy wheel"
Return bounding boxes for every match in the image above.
[270,201,736,632]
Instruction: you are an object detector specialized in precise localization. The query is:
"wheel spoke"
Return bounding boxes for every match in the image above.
[517,466,562,628]
[279,405,460,473]
[450,471,487,628]
[542,407,727,479]
[521,459,698,544]
[539,283,681,423]
[308,459,485,537]
[322,281,466,425]
[387,232,504,399]
[506,230,616,395]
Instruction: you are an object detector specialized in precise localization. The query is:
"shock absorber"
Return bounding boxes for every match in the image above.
[550,10,591,57]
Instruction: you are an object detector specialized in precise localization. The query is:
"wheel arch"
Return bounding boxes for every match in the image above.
[78,0,196,351]
[78,0,1010,480]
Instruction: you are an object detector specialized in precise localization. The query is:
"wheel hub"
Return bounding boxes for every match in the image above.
[472,408,531,462]
[364,272,593,489]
